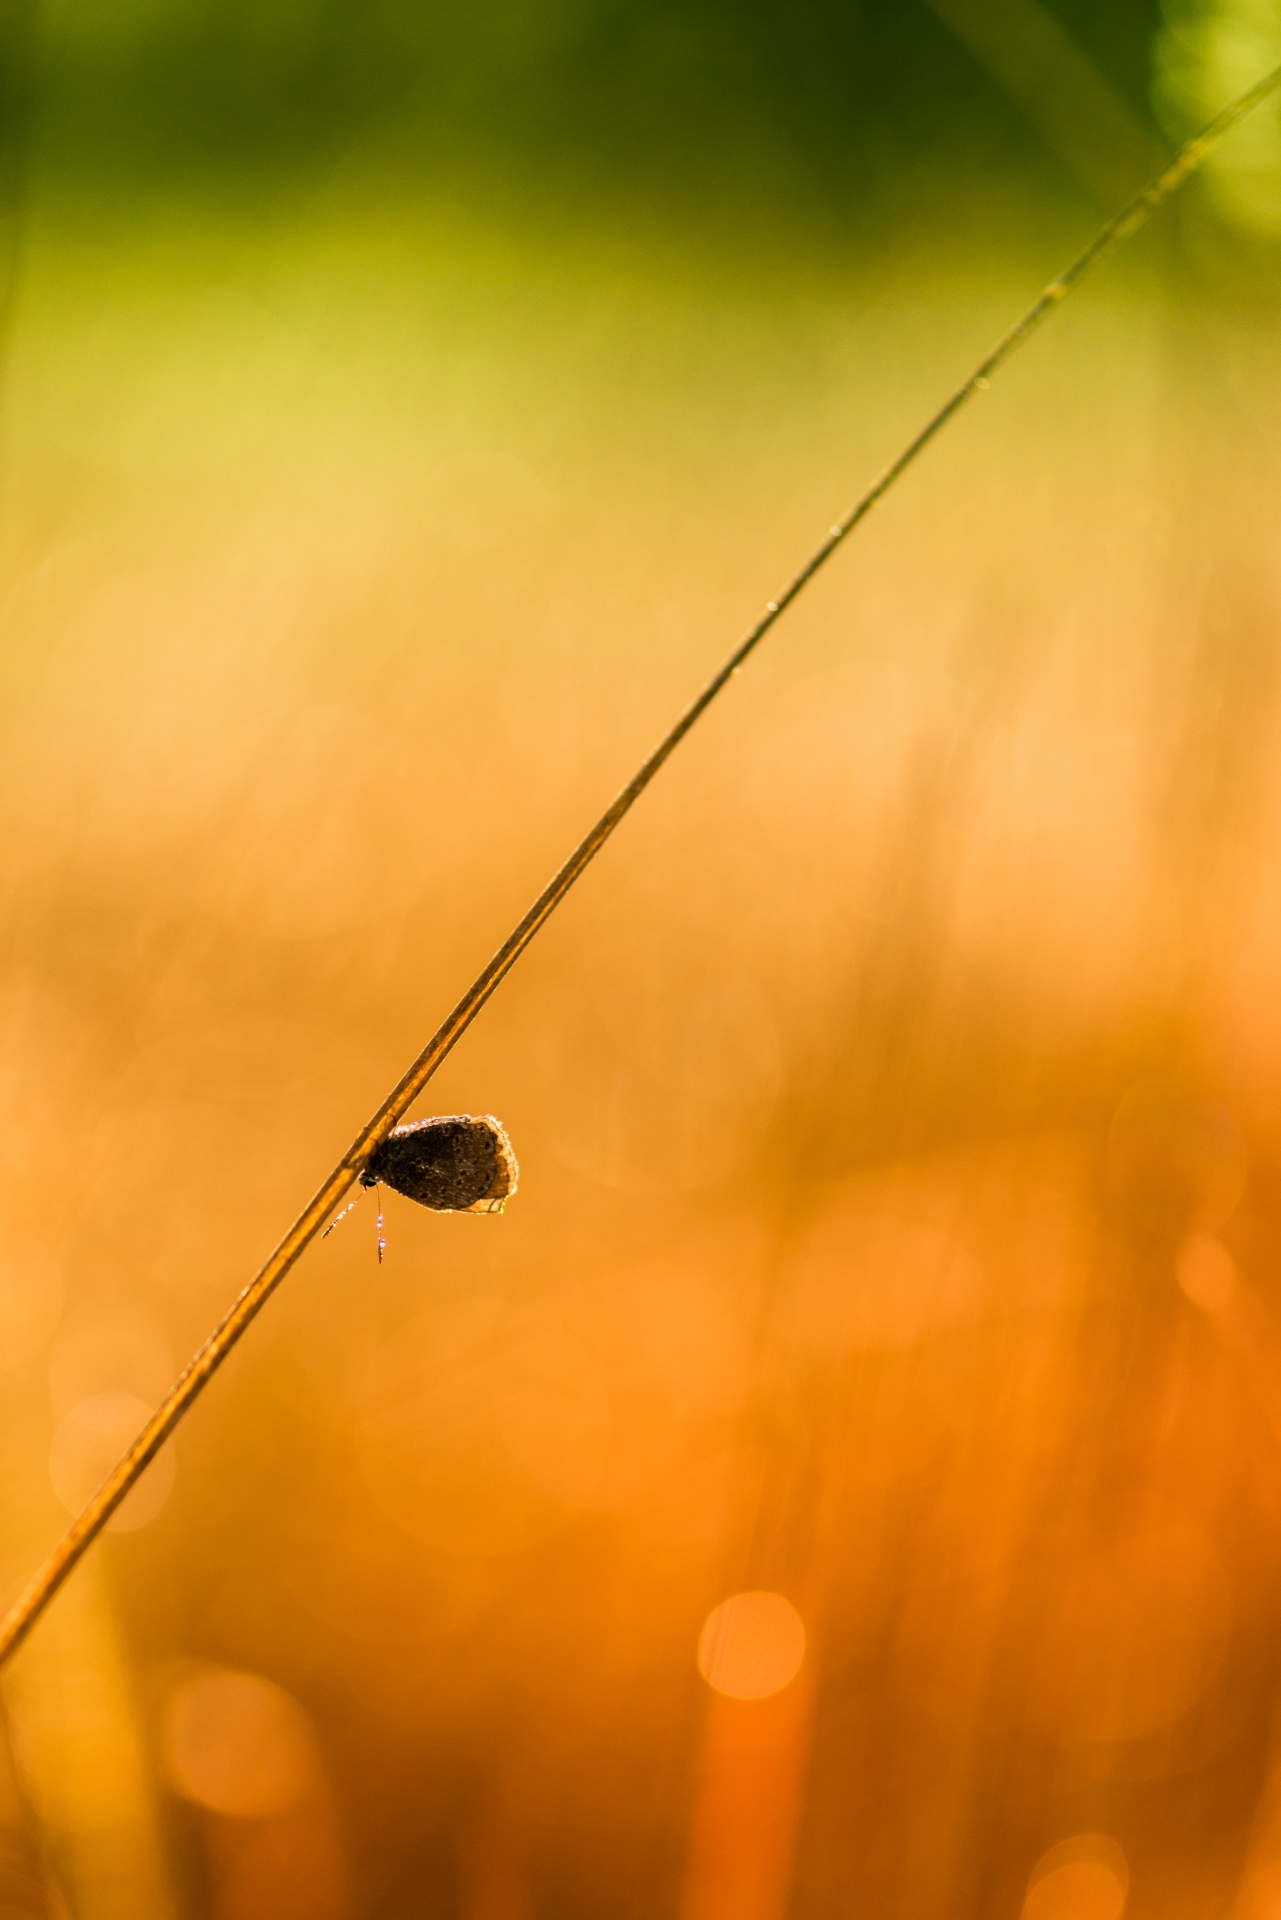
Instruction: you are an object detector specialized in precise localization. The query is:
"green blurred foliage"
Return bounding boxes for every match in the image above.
[24,0,1166,215]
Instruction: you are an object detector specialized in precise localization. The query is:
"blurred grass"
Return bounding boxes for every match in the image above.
[23,0,1158,216]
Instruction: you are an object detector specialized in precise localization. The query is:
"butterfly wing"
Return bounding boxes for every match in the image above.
[363,1115,518,1214]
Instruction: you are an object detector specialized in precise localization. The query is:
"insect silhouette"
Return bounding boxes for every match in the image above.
[325,1114,518,1260]
[364,1114,517,1214]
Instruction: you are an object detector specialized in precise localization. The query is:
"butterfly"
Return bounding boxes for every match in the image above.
[325,1114,517,1260]
[362,1114,517,1214]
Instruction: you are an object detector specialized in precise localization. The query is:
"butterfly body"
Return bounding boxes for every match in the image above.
[361,1114,517,1215]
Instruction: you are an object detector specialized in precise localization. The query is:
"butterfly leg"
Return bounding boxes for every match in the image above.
[321,1191,362,1240]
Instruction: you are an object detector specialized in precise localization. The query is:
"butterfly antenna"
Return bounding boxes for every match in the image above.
[376,1191,386,1265]
[321,1191,362,1240]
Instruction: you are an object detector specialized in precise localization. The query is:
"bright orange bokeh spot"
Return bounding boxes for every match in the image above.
[162,1668,320,1819]
[1023,1836,1129,1920]
[697,1592,806,1700]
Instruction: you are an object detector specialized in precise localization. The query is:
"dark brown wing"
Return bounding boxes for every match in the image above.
[362,1115,517,1214]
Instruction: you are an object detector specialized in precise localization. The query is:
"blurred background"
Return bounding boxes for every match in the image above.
[0,0,1280,1915]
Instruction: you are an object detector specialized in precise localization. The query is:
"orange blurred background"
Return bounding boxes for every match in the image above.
[2,3,1281,1917]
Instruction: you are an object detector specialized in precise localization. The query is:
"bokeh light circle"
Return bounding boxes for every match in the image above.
[162,1667,319,1818]
[1023,1836,1128,1920]
[697,1590,805,1700]
[48,1391,174,1532]
[1177,1233,1238,1315]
